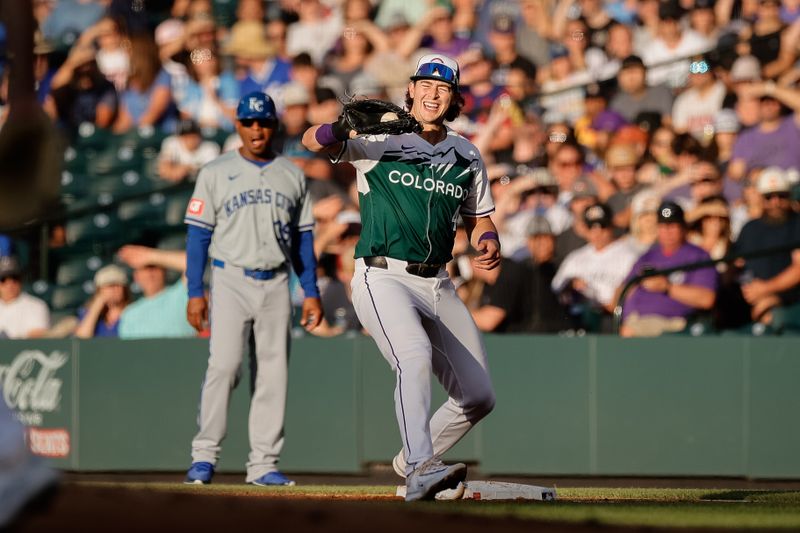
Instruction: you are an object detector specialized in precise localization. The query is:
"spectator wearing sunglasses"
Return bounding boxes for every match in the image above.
[0,256,49,339]
[728,82,800,181]
[733,167,800,333]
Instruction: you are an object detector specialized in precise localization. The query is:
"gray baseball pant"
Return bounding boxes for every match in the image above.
[191,265,291,482]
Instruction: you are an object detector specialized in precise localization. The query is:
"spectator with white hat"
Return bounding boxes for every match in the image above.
[620,190,660,256]
[733,166,800,333]
[74,264,132,338]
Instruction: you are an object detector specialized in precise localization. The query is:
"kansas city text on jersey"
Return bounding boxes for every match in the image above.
[224,188,295,218]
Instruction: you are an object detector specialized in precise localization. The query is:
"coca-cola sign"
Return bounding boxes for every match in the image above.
[0,350,68,426]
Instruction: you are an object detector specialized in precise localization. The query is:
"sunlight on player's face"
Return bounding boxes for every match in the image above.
[409,80,452,126]
[236,118,275,160]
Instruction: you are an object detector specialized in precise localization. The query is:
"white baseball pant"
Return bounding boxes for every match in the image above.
[350,257,495,475]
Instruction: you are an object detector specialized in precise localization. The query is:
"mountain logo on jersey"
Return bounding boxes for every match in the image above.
[188,198,205,215]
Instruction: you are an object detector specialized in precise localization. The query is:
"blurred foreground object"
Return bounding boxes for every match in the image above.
[0,0,60,229]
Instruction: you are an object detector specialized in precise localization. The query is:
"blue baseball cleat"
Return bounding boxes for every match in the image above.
[249,471,296,486]
[184,462,214,485]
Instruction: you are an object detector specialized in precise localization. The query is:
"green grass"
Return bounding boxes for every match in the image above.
[78,482,800,529]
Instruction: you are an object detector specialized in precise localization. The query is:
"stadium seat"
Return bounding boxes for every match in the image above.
[62,146,88,175]
[60,170,89,199]
[55,254,104,286]
[164,189,193,227]
[64,211,125,247]
[25,280,53,306]
[117,192,168,226]
[73,123,113,150]
[88,170,156,198]
[157,230,186,251]
[50,282,93,311]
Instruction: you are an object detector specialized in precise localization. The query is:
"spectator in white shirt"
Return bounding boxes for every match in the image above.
[157,119,220,183]
[671,58,727,142]
[552,203,639,331]
[641,2,712,88]
[0,257,49,339]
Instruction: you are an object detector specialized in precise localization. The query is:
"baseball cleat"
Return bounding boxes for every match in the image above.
[392,452,407,478]
[249,471,296,486]
[405,459,467,502]
[435,481,466,500]
[184,461,214,485]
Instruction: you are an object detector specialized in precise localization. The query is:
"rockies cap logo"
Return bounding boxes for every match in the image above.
[430,57,444,78]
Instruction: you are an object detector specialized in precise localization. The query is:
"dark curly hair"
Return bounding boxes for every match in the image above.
[404,83,465,122]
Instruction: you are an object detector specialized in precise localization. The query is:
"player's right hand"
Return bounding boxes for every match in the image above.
[186,296,209,332]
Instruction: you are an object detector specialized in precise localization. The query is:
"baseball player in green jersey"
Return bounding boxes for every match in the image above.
[183,92,323,486]
[303,54,500,501]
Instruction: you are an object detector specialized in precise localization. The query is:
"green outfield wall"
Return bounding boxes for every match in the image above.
[2,335,799,478]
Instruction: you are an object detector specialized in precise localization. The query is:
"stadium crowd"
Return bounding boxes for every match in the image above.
[0,0,799,338]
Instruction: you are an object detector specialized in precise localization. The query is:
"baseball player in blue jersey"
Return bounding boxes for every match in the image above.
[303,54,500,501]
[183,92,323,486]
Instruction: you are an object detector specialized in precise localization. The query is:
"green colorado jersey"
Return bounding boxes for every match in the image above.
[335,130,495,264]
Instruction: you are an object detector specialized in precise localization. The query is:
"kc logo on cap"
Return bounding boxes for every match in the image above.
[249,97,264,112]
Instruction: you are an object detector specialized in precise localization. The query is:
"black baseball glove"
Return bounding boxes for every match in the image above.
[332,99,422,138]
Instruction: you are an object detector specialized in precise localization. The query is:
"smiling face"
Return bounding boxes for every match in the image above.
[408,79,454,127]
[236,118,275,159]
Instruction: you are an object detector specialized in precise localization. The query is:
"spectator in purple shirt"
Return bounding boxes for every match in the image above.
[728,82,800,181]
[620,201,718,337]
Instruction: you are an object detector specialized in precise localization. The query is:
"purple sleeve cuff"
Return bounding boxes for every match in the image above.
[315,123,341,146]
[478,231,499,243]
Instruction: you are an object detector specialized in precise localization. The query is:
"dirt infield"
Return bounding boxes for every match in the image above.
[12,483,741,533]
[10,473,800,532]
[12,485,565,533]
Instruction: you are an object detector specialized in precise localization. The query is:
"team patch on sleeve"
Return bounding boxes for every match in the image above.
[187,198,205,216]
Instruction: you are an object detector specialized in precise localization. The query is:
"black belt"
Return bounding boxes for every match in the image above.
[363,256,444,278]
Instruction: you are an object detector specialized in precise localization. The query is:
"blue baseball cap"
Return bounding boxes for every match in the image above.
[411,53,460,87]
[236,91,277,121]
